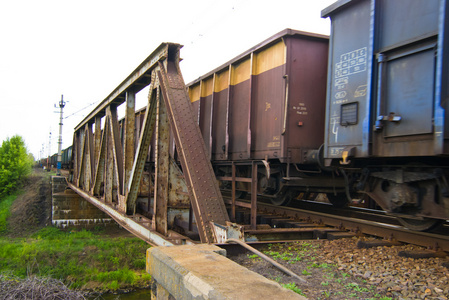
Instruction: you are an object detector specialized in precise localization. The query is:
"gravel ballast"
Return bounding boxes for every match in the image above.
[230,237,449,299]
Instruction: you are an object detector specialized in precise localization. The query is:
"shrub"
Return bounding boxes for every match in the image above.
[0,136,34,198]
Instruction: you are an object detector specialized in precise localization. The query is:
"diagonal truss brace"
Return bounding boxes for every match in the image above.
[124,59,229,243]
[157,60,229,243]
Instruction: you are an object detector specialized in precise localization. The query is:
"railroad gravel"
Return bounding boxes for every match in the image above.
[230,237,449,299]
[321,238,449,299]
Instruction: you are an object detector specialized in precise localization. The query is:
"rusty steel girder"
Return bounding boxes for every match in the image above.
[157,61,229,243]
[70,43,229,244]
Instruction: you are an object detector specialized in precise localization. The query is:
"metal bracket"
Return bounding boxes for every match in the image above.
[211,222,245,243]
[375,112,402,130]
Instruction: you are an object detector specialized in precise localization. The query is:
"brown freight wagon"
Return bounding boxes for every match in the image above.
[187,29,345,205]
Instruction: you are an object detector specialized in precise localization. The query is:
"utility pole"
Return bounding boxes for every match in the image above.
[47,130,51,171]
[56,95,66,176]
[41,143,44,167]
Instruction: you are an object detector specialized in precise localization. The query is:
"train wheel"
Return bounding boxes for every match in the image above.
[326,193,349,208]
[270,191,293,206]
[397,217,443,231]
[234,191,247,199]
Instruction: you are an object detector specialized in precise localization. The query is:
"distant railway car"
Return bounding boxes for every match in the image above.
[322,0,449,230]
[50,153,57,168]
[187,29,345,205]
[61,146,72,169]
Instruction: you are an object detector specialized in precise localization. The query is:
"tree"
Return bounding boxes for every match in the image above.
[0,135,34,198]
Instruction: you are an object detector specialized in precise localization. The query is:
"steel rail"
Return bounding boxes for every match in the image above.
[254,202,449,251]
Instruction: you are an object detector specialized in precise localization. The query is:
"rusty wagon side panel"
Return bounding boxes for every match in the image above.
[188,29,329,164]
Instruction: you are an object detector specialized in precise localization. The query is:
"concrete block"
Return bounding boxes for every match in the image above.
[52,177,113,229]
[52,176,68,194]
[147,244,307,300]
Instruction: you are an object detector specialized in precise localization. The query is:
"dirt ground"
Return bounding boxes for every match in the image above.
[6,168,53,237]
[6,168,132,238]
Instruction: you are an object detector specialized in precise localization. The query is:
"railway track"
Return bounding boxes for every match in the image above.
[221,196,449,252]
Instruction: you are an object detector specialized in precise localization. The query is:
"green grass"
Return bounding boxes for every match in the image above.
[281,282,305,296]
[0,170,152,292]
[0,226,151,290]
[0,190,22,233]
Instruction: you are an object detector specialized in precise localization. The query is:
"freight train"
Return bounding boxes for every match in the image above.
[183,0,449,231]
[320,0,449,231]
[186,29,347,208]
[66,0,449,231]
[38,146,72,170]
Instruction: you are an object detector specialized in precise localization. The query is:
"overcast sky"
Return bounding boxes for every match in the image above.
[0,0,335,159]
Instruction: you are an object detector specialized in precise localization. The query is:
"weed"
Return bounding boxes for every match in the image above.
[108,256,120,267]
[96,268,136,284]
[247,254,259,260]
[32,227,64,240]
[345,282,359,289]
[107,280,120,290]
[0,226,150,291]
[321,281,329,286]
[281,283,305,296]
[293,255,302,261]
[319,263,331,269]
[132,258,146,269]
[301,242,311,248]
[0,192,21,233]
[281,253,293,261]
[344,282,369,293]
[301,269,311,276]
[322,290,331,298]
[140,273,151,281]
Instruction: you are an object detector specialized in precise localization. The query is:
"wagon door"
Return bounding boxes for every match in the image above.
[372,0,441,156]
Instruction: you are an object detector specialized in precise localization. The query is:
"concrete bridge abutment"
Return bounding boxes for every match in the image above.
[51,176,114,229]
[146,244,307,300]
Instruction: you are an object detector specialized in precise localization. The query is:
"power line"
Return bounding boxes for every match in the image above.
[64,100,99,119]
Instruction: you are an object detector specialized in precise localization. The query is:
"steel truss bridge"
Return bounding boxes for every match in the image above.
[68,43,242,246]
